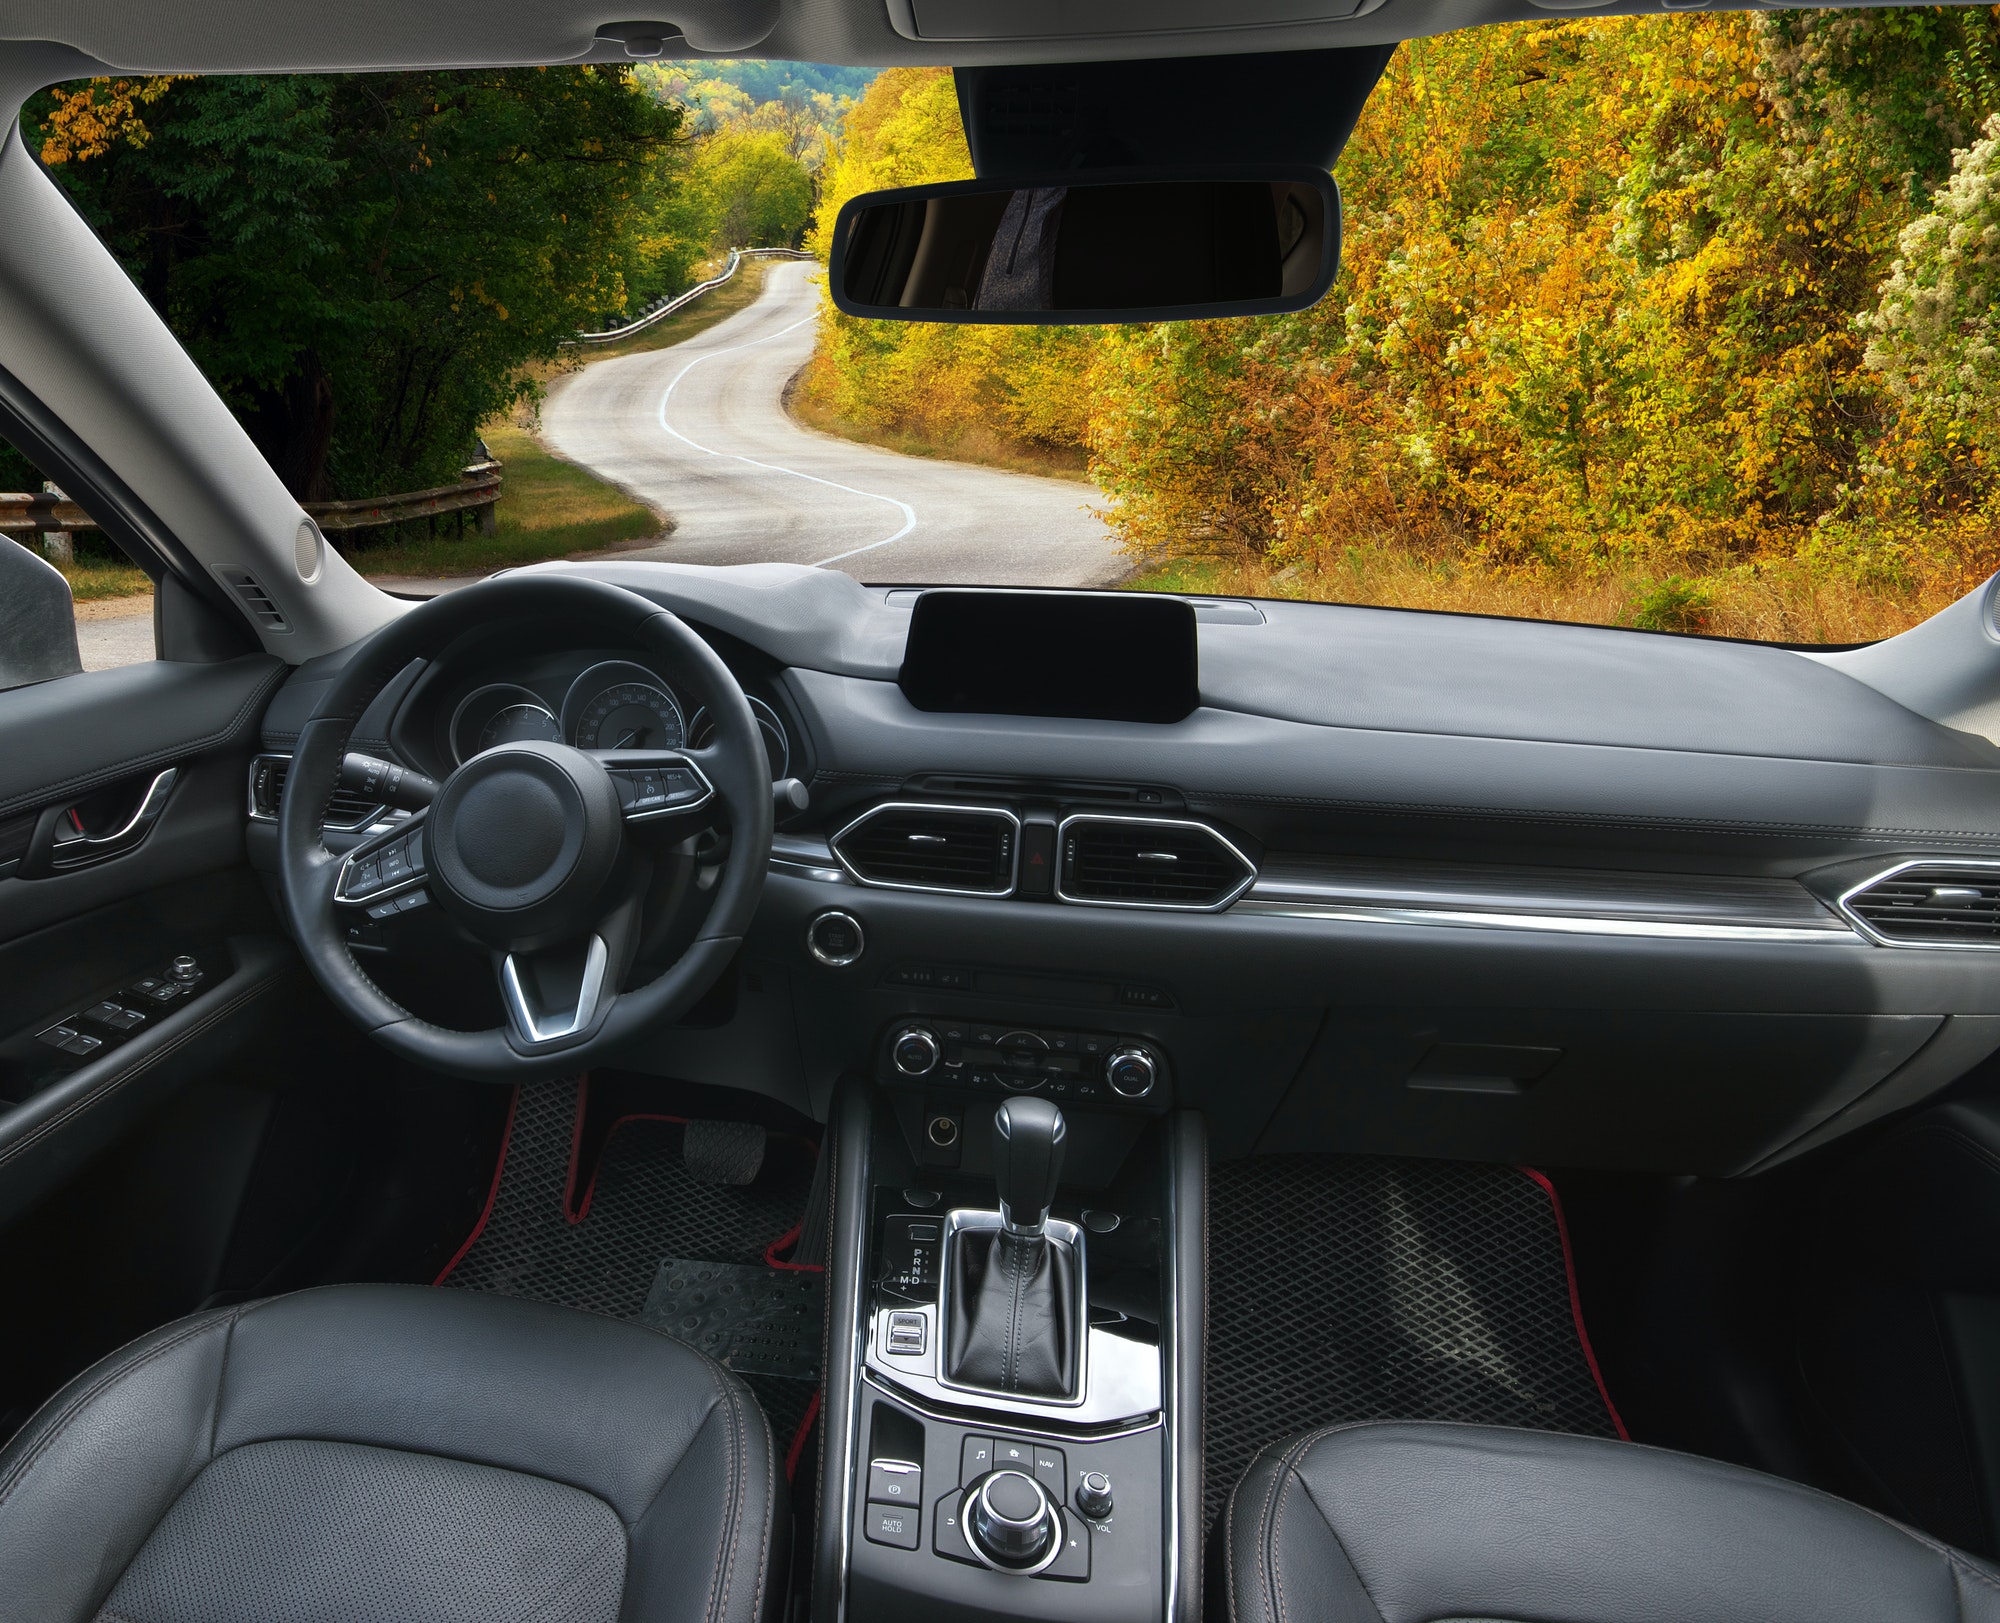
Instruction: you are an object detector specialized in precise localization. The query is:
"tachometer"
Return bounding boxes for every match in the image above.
[562,661,685,752]
[450,683,561,764]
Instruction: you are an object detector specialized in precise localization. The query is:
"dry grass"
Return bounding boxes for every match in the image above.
[1131,545,1982,645]
[786,369,1090,482]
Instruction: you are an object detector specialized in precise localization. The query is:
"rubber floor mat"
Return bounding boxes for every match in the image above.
[1205,1154,1623,1531]
[637,1258,823,1380]
[439,1077,821,1443]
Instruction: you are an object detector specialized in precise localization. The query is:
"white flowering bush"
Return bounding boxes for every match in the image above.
[1863,114,2000,455]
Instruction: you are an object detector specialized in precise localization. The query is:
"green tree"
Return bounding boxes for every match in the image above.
[23,68,684,501]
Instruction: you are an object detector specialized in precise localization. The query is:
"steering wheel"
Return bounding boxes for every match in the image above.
[276,574,773,1081]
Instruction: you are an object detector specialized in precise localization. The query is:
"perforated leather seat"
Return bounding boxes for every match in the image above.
[0,1284,786,1623]
[1227,1420,2000,1623]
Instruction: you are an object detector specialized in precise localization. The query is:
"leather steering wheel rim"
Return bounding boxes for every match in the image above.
[276,573,773,1082]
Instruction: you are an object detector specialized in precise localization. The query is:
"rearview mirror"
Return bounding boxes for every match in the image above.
[829,168,1340,325]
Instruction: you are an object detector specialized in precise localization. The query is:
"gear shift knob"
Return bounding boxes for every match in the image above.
[993,1097,1066,1235]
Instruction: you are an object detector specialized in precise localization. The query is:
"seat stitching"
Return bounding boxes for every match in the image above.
[745,1386,777,1623]
[0,1311,234,1513]
[702,1363,744,1623]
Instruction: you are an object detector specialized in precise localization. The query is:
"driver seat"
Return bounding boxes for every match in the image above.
[0,1285,787,1623]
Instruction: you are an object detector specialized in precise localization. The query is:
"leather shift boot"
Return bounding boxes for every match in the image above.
[945,1228,1078,1398]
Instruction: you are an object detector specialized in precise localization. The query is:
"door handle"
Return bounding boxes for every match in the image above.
[23,767,178,875]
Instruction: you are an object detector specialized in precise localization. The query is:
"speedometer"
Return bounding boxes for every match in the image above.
[562,661,687,752]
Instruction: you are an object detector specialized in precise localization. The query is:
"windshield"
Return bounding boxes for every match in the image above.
[19,16,2000,647]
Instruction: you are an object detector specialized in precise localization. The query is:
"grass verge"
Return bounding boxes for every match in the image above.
[786,361,1090,482]
[58,555,153,603]
[1128,547,1976,644]
[336,423,662,581]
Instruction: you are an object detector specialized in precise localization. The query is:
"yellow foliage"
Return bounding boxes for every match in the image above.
[39,77,181,166]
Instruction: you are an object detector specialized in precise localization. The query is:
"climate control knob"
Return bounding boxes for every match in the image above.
[891,1025,941,1077]
[965,1470,1059,1570]
[1105,1045,1159,1099]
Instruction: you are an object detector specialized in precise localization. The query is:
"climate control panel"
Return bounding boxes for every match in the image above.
[877,1018,1168,1109]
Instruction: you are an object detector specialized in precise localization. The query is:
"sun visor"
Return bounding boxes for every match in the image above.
[954,48,1396,178]
[901,0,1387,41]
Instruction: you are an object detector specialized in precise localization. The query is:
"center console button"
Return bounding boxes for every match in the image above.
[865,1503,921,1550]
[960,1435,995,1483]
[1075,1470,1114,1520]
[868,1460,922,1506]
[1044,1511,1091,1581]
[994,1438,1033,1470]
[1032,1445,1066,1497]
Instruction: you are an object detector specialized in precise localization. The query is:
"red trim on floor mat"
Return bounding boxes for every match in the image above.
[568,1112,689,1224]
[763,1217,825,1273]
[1517,1165,1629,1440]
[785,1389,822,1483]
[561,1075,593,1224]
[433,1086,519,1286]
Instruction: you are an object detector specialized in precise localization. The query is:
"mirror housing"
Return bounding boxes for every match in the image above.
[0,536,83,691]
[829,166,1340,325]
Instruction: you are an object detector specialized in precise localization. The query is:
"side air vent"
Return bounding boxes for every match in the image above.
[831,803,1018,895]
[247,753,385,832]
[1057,815,1256,911]
[218,567,289,631]
[1841,861,2000,947]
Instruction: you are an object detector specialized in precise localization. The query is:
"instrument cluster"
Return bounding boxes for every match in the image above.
[439,657,791,778]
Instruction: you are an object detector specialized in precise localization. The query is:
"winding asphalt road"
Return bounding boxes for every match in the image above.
[540,259,1127,586]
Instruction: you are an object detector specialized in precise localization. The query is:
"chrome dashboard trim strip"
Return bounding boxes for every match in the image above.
[829,801,1022,898]
[770,833,848,884]
[1836,857,2000,950]
[1234,897,1857,943]
[1054,813,1258,912]
[246,752,386,832]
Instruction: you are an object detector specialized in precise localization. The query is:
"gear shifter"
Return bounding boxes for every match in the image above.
[944,1097,1080,1399]
[994,1096,1065,1235]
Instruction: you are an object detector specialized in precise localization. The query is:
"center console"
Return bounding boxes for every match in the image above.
[819,1025,1204,1623]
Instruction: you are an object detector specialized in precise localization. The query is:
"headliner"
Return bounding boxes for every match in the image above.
[0,0,1826,76]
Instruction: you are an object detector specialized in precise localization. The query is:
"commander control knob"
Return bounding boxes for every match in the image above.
[891,1025,941,1077]
[1075,1470,1114,1520]
[966,1470,1059,1570]
[1105,1045,1159,1099]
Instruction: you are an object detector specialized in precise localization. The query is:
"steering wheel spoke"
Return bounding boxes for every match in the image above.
[498,933,612,1049]
[333,813,432,921]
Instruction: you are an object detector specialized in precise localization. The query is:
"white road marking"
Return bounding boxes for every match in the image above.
[654,314,919,567]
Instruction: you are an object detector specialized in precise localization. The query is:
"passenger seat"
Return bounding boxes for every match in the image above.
[1226,1420,2000,1622]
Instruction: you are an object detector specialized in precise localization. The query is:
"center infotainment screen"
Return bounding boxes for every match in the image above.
[898,590,1199,724]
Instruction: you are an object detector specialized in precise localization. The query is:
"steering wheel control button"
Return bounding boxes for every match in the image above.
[864,1504,921,1551]
[892,1025,941,1076]
[807,910,865,966]
[1075,1471,1114,1520]
[868,1460,922,1506]
[607,761,713,821]
[965,1470,1059,1570]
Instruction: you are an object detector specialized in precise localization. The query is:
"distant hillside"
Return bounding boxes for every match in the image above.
[664,60,876,102]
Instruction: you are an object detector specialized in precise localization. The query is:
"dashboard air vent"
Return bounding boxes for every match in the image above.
[1058,816,1255,910]
[248,754,385,832]
[1844,863,2000,947]
[832,803,1017,895]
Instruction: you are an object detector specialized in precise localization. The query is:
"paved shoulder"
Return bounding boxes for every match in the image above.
[540,261,1126,588]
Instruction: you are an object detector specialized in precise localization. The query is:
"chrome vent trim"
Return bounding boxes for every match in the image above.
[1056,814,1255,911]
[830,802,1019,896]
[1838,859,2000,949]
[247,752,386,833]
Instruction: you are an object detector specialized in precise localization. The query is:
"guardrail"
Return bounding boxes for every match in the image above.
[571,246,813,346]
[3,458,503,546]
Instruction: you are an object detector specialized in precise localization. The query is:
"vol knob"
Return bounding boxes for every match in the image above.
[1105,1045,1158,1099]
[965,1470,1058,1569]
[1075,1470,1114,1520]
[891,1025,941,1077]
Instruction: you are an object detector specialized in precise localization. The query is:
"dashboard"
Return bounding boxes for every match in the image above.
[248,562,2000,1183]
